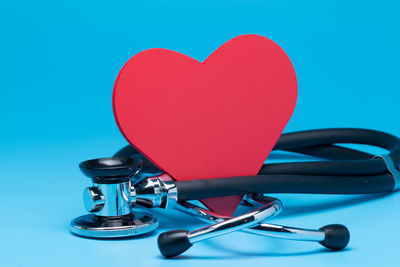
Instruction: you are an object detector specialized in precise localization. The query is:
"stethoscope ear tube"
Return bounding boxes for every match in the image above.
[157,195,350,258]
[157,224,351,258]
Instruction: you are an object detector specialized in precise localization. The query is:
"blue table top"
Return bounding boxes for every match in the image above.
[1,0,399,266]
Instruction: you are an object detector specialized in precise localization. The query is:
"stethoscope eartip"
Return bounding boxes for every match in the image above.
[319,224,350,251]
[157,230,192,258]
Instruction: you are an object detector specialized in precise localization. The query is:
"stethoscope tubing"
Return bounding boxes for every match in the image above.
[175,173,394,201]
[274,128,400,165]
[115,128,400,201]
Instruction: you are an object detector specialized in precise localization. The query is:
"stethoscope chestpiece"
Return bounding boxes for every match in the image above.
[70,157,159,238]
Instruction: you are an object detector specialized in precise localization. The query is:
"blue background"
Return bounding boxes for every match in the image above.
[1,0,399,266]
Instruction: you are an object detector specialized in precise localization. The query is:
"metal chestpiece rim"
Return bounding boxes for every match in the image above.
[70,212,159,238]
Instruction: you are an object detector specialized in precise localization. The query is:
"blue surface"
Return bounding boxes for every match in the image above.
[1,0,400,266]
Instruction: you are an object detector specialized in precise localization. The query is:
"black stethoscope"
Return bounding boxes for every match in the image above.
[70,128,400,258]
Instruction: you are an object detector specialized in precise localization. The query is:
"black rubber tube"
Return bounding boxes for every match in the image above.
[273,128,400,166]
[258,159,387,176]
[285,144,373,161]
[176,173,395,201]
[114,128,400,198]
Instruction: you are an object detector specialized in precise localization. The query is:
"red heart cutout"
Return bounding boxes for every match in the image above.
[113,34,297,216]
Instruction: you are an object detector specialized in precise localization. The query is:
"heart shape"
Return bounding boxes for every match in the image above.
[113,34,297,216]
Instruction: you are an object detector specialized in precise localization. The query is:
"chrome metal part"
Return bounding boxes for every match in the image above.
[70,212,158,238]
[374,154,400,190]
[83,186,105,212]
[159,174,178,209]
[178,194,326,243]
[244,223,325,242]
[85,181,133,217]
[135,174,177,209]
[187,197,281,243]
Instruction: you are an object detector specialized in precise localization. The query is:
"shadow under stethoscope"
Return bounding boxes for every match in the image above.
[274,192,393,219]
[156,247,352,260]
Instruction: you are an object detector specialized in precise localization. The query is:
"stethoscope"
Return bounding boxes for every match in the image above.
[70,128,400,258]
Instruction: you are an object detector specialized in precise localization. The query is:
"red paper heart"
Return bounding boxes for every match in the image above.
[113,34,297,216]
